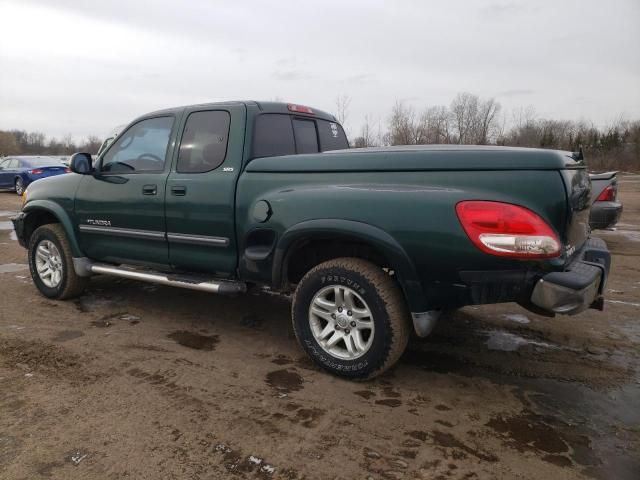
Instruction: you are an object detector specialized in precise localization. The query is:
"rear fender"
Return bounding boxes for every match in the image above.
[273,219,428,312]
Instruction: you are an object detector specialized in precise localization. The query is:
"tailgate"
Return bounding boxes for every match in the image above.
[560,167,591,253]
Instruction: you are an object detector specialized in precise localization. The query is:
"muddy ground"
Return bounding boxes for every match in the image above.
[1,176,639,480]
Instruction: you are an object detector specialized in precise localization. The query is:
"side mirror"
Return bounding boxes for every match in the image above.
[70,152,93,174]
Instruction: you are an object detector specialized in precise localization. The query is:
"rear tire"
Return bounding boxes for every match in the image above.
[292,257,410,380]
[15,178,24,196]
[28,224,88,299]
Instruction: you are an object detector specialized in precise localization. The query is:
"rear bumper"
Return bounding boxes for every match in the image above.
[530,237,610,315]
[589,201,622,230]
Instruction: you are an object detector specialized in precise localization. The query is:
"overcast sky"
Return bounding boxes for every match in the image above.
[1,0,639,140]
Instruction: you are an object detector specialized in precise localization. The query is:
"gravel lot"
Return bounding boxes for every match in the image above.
[1,176,639,480]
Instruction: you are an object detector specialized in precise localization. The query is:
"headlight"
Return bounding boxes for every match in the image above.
[21,189,28,207]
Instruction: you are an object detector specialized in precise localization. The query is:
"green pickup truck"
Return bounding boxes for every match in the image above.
[12,101,611,379]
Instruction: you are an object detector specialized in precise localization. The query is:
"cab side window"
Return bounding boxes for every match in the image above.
[0,159,10,169]
[101,116,174,173]
[177,111,230,173]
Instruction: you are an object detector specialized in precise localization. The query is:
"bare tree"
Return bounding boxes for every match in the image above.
[418,106,452,144]
[388,101,419,145]
[0,131,20,156]
[334,94,352,126]
[450,92,479,144]
[81,135,103,154]
[475,98,501,144]
[354,114,378,148]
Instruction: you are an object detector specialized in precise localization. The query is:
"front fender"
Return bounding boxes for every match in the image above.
[273,218,428,312]
[23,200,83,257]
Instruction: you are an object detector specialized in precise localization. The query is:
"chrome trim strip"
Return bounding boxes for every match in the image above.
[78,225,165,240]
[166,233,229,247]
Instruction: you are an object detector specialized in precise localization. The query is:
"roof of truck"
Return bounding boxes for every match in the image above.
[143,101,337,122]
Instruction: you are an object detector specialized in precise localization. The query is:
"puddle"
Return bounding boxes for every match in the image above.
[501,313,530,324]
[0,263,27,274]
[265,369,304,393]
[0,221,13,230]
[354,390,376,400]
[510,379,640,478]
[375,398,402,407]
[404,430,497,462]
[167,331,219,351]
[9,231,17,241]
[271,355,292,365]
[485,331,555,352]
[487,411,571,455]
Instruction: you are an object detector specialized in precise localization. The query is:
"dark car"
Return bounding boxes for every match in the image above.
[0,156,70,195]
[589,171,623,230]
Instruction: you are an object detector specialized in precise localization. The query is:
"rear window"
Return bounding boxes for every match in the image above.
[317,119,349,151]
[252,114,348,159]
[292,118,318,154]
[25,158,62,167]
[252,114,295,158]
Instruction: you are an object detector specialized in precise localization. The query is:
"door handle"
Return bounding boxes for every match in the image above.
[142,184,157,195]
[171,186,187,196]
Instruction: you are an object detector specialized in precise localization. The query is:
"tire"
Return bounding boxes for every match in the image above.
[292,257,410,380]
[28,224,88,299]
[15,178,24,196]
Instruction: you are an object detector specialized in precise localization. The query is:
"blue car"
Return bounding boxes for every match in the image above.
[0,156,70,196]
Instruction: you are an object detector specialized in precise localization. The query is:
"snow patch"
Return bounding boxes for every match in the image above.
[502,313,530,324]
[485,331,555,352]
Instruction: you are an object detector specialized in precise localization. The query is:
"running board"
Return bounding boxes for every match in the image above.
[88,263,246,295]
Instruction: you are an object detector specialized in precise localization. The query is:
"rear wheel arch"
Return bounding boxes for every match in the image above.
[273,219,428,313]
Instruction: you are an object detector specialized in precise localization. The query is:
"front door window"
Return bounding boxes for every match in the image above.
[101,116,174,173]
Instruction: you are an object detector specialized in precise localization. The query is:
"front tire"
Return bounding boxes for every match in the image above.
[15,178,24,196]
[292,257,410,380]
[28,224,88,299]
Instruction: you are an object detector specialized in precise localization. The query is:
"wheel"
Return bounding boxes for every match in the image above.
[28,224,88,299]
[15,178,24,196]
[292,257,410,380]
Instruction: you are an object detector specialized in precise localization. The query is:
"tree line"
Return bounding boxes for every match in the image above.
[348,92,640,171]
[2,92,639,172]
[0,130,102,157]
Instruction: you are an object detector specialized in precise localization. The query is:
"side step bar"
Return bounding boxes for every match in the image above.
[86,263,246,295]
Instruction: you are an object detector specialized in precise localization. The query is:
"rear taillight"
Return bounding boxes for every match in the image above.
[455,201,561,258]
[64,167,71,173]
[29,169,43,175]
[287,104,314,114]
[596,184,616,202]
